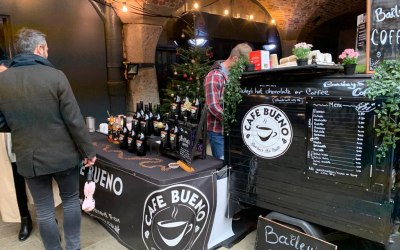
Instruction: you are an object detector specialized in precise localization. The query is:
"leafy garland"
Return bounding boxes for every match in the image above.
[366,60,400,161]
[223,56,249,135]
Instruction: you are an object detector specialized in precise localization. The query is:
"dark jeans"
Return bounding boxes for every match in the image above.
[25,167,81,250]
[208,131,224,160]
[11,162,30,218]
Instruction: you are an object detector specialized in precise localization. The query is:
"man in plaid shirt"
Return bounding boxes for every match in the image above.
[204,43,252,160]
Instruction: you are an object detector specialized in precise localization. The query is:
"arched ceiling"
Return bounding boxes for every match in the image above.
[108,0,367,41]
[257,0,366,40]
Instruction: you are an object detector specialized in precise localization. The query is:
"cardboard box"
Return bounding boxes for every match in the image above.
[250,50,270,70]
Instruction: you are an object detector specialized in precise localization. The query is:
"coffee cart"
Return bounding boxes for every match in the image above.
[227,65,400,249]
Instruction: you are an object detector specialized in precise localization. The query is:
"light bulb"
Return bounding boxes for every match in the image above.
[193,2,199,10]
[224,9,229,16]
[271,19,276,25]
[249,15,254,20]
[122,2,128,12]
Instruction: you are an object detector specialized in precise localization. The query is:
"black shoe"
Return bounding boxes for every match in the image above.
[232,214,241,221]
[18,216,32,241]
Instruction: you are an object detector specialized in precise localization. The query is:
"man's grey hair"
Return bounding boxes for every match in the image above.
[229,43,252,58]
[14,28,47,54]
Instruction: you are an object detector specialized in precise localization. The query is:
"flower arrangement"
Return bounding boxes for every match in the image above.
[339,48,359,65]
[292,42,313,59]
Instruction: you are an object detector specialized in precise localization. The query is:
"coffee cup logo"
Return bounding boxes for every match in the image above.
[142,184,209,250]
[256,125,277,142]
[242,104,293,159]
[157,220,193,246]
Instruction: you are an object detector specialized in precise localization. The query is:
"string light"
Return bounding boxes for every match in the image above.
[271,19,276,25]
[249,14,254,20]
[121,2,128,12]
[224,9,229,16]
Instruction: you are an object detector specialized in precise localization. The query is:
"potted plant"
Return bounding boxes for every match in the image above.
[366,60,400,161]
[292,42,313,66]
[339,48,359,75]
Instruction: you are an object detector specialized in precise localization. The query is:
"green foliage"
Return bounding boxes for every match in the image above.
[223,56,249,135]
[160,46,213,115]
[366,60,400,161]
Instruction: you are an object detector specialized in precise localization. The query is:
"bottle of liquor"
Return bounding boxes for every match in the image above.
[140,100,145,118]
[153,104,162,136]
[107,116,115,143]
[133,103,141,133]
[169,115,179,152]
[173,85,181,119]
[127,123,137,153]
[112,115,123,144]
[160,115,170,150]
[136,122,147,156]
[191,87,202,124]
[181,86,190,120]
[119,116,129,149]
[143,104,150,136]
[148,103,154,136]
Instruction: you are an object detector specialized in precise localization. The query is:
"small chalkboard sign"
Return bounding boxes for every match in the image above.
[255,217,337,250]
[179,125,193,164]
[367,0,400,72]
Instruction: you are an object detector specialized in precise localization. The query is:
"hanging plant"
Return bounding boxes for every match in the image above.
[366,60,400,161]
[223,56,249,135]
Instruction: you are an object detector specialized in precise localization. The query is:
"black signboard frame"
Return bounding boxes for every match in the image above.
[305,99,376,187]
[366,0,400,73]
[255,216,337,250]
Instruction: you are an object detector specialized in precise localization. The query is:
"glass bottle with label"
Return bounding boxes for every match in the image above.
[136,122,147,156]
[153,104,162,136]
[172,85,181,119]
[181,86,190,121]
[133,103,141,133]
[160,116,170,150]
[119,116,129,149]
[169,115,180,152]
[191,87,202,124]
[148,103,154,136]
[128,122,137,153]
[107,116,115,143]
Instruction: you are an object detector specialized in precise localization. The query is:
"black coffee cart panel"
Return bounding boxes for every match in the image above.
[80,133,223,250]
[227,65,399,248]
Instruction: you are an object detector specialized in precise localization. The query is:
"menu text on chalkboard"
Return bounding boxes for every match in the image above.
[306,101,375,186]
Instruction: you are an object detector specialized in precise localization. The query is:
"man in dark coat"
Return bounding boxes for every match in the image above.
[0,28,96,250]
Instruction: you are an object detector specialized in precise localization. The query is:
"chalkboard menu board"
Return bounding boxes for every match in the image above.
[367,0,400,71]
[306,100,375,186]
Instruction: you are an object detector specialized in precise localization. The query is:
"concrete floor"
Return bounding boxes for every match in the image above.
[0,205,256,250]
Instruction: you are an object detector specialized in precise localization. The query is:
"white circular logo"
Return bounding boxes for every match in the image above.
[241,104,293,159]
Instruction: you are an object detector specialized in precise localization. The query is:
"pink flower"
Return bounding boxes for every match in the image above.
[339,48,359,65]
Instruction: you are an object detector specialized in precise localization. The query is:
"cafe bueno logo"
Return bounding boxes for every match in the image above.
[241,104,293,159]
[142,184,210,250]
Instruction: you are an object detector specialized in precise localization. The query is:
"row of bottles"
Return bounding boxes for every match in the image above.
[160,114,205,159]
[107,102,163,156]
[106,97,206,159]
[169,86,202,124]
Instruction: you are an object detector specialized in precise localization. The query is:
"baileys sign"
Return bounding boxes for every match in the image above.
[241,104,293,159]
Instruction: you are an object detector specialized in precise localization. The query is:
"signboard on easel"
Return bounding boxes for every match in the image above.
[255,217,337,250]
[366,0,400,73]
